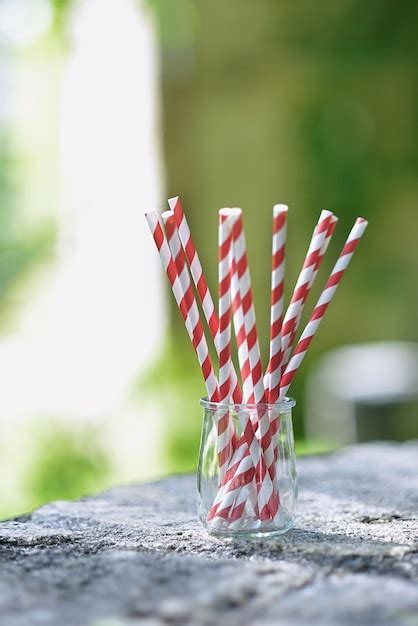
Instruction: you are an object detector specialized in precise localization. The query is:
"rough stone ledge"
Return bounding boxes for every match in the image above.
[0,441,417,626]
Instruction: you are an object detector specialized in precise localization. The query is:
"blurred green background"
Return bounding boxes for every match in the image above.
[0,0,417,518]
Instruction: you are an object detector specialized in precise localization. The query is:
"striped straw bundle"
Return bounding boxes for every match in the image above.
[145,199,368,529]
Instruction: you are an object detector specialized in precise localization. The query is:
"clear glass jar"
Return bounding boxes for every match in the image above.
[197,398,297,539]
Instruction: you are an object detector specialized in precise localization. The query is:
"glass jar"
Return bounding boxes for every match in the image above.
[197,397,297,539]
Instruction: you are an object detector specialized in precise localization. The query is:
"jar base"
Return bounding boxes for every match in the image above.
[204,519,295,540]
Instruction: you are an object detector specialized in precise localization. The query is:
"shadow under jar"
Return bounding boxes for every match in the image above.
[197,398,298,539]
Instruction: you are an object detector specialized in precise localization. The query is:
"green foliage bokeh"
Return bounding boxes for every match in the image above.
[157,0,418,442]
[25,423,110,510]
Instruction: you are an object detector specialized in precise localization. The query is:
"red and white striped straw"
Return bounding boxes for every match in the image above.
[282,213,338,368]
[311,214,338,290]
[208,452,256,523]
[168,197,242,404]
[162,210,236,479]
[213,251,263,523]
[232,212,265,403]
[221,252,261,525]
[218,209,235,403]
[145,210,219,403]
[229,253,267,519]
[267,204,288,404]
[280,217,368,399]
[210,210,278,524]
[209,210,261,524]
[216,209,236,479]
[231,211,279,519]
[163,202,252,524]
[231,254,253,403]
[279,210,333,374]
[214,250,264,526]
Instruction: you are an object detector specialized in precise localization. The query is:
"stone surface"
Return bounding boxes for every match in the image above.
[0,441,417,626]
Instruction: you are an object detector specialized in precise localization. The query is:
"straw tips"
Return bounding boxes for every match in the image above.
[167,196,179,210]
[320,209,334,220]
[218,207,242,219]
[273,204,289,217]
[144,209,159,227]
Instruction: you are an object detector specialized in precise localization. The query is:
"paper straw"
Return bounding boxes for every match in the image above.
[280,217,368,398]
[219,251,261,524]
[218,252,261,525]
[221,250,266,521]
[228,252,274,520]
[209,209,260,524]
[231,211,279,520]
[216,209,236,479]
[208,411,260,524]
[162,210,236,479]
[263,204,288,499]
[210,209,275,524]
[232,213,265,403]
[218,209,235,403]
[230,253,253,402]
[148,207,244,524]
[311,215,339,290]
[167,199,248,521]
[267,204,288,404]
[208,454,256,522]
[282,213,338,368]
[161,203,252,524]
[145,210,219,402]
[168,197,242,404]
[162,208,239,453]
[279,210,333,378]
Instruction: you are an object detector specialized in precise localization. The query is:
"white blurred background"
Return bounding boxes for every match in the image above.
[0,0,167,516]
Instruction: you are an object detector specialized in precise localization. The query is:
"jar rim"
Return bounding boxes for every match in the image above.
[200,396,296,411]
